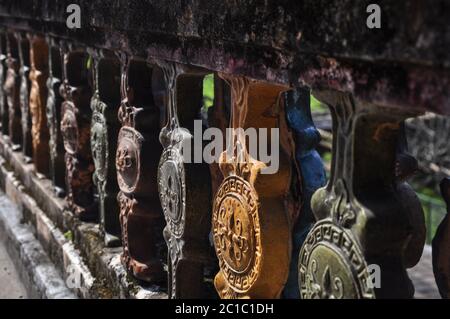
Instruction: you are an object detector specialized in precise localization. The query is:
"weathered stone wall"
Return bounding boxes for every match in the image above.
[0,0,449,114]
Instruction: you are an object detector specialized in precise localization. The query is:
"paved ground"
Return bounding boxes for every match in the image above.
[408,245,441,299]
[0,237,27,299]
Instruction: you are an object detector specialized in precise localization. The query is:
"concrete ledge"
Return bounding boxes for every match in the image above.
[0,137,167,299]
[0,189,76,299]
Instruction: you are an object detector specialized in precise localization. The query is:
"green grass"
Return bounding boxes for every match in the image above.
[202,74,214,109]
[311,94,328,113]
[64,230,73,242]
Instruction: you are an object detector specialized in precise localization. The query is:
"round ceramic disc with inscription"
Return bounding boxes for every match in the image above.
[61,101,79,155]
[212,175,262,294]
[298,219,375,299]
[158,146,186,238]
[116,126,142,194]
[91,110,108,182]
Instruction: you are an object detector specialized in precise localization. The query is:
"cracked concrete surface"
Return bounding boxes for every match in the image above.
[0,189,77,299]
[0,236,27,299]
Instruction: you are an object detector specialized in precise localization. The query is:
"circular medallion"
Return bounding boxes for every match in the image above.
[116,126,142,194]
[61,101,78,155]
[91,111,108,182]
[298,219,375,299]
[212,176,262,293]
[45,81,55,122]
[157,146,185,238]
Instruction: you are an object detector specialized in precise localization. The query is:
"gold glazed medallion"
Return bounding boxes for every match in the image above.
[213,74,291,299]
[213,175,262,295]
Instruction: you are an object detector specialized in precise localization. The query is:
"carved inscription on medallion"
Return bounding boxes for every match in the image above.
[17,33,32,161]
[299,220,374,299]
[91,108,107,182]
[61,50,96,220]
[90,55,121,246]
[117,126,142,194]
[155,61,212,298]
[46,43,66,195]
[61,101,78,155]
[304,90,424,299]
[158,146,185,238]
[213,74,290,299]
[213,175,261,294]
[116,58,164,282]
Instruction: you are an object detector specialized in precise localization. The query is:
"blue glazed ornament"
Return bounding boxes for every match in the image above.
[282,88,327,299]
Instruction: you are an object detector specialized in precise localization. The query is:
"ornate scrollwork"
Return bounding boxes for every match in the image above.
[213,175,261,295]
[330,178,360,227]
[158,146,185,238]
[156,60,212,298]
[45,40,66,196]
[309,263,344,299]
[213,73,290,299]
[116,56,165,282]
[303,90,424,299]
[118,190,133,258]
[46,66,57,160]
[16,33,32,161]
[60,49,96,221]
[299,220,374,299]
[116,126,142,194]
[91,100,107,183]
[61,101,79,155]
[90,53,121,247]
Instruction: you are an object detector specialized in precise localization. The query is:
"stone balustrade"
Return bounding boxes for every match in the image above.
[0,0,449,299]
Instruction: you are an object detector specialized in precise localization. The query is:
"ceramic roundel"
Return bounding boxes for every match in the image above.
[158,145,186,238]
[91,109,108,182]
[298,219,375,299]
[116,126,143,194]
[61,101,79,155]
[212,175,262,293]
